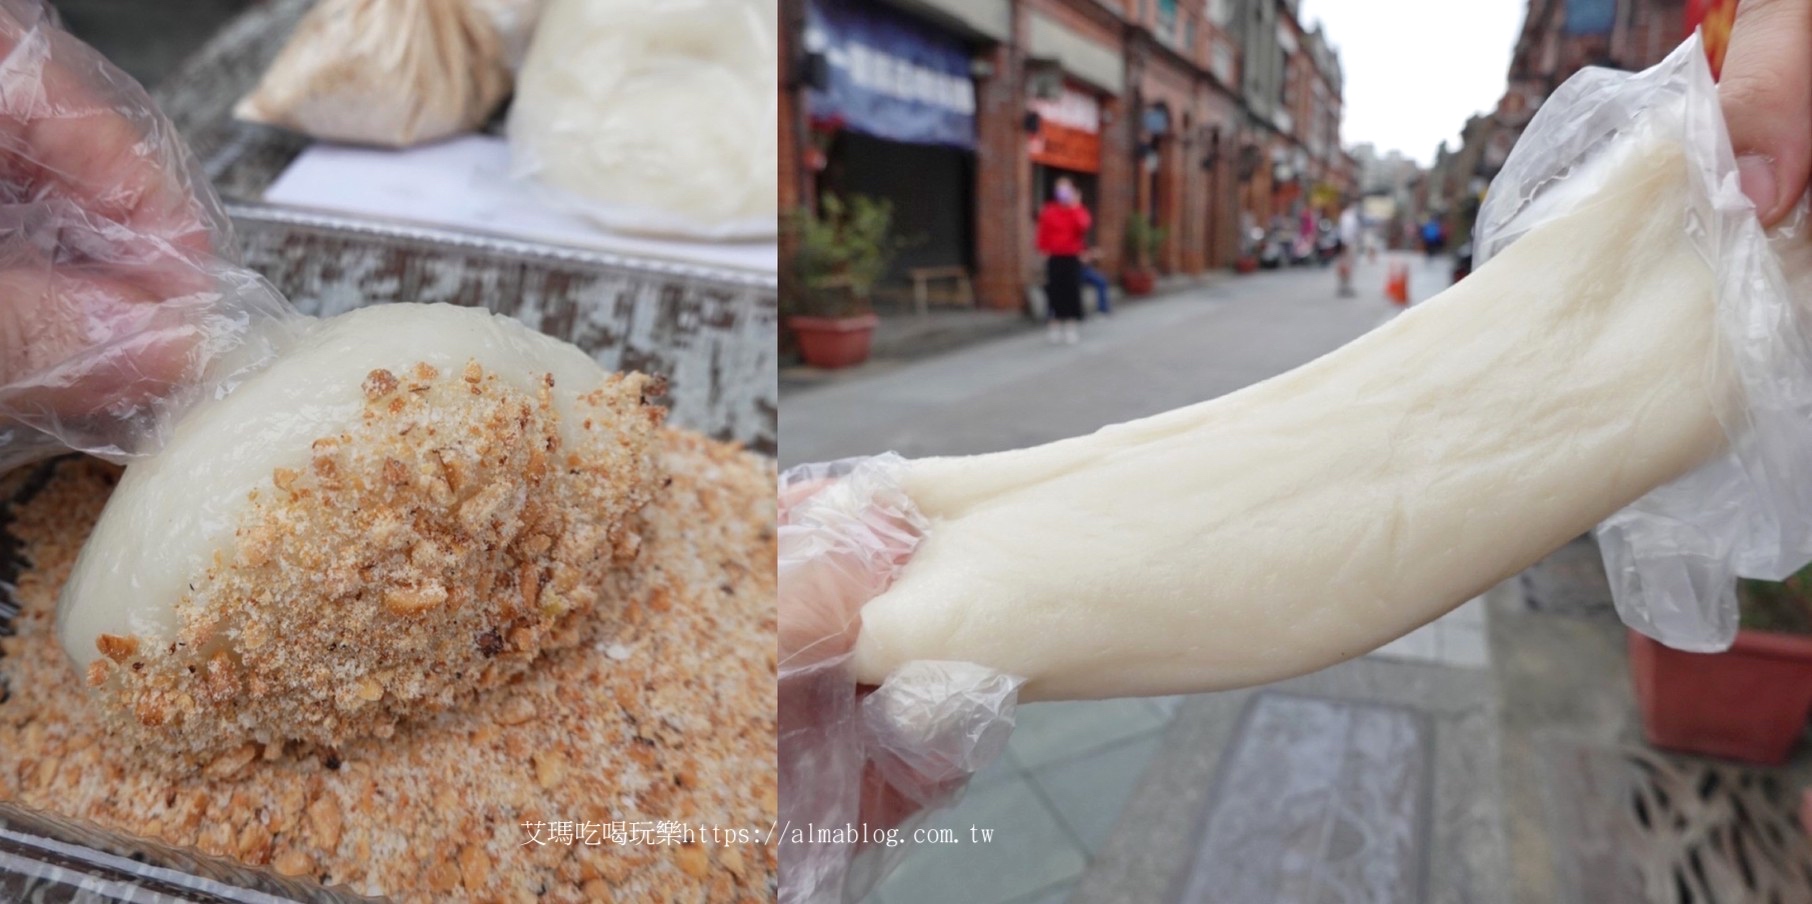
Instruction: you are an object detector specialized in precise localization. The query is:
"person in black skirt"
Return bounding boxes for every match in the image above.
[1035,177,1093,344]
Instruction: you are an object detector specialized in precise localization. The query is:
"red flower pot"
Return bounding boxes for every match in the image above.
[1629,629,1812,764]
[788,314,879,369]
[1121,269,1155,296]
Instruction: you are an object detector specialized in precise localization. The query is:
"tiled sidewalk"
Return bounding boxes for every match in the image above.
[864,598,1492,904]
[864,695,1179,904]
[1371,596,1491,668]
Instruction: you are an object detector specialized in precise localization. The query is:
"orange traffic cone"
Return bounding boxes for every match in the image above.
[1385,264,1410,306]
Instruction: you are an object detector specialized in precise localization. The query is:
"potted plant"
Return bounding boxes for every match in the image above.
[1629,564,1812,764]
[783,193,897,369]
[1121,213,1167,296]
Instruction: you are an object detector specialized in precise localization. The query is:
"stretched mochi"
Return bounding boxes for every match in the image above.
[851,143,1757,701]
[59,303,665,767]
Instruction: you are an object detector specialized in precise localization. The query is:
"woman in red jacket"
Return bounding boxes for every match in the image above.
[1036,177,1091,344]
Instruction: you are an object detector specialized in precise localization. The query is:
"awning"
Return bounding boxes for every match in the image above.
[1026,12,1123,95]
[882,0,1010,42]
[805,0,978,150]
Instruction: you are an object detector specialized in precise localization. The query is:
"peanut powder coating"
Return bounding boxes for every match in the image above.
[88,361,666,767]
[0,427,777,901]
[54,302,690,767]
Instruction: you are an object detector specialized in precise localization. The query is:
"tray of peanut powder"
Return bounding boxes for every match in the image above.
[0,420,777,902]
[0,3,778,896]
[0,300,777,901]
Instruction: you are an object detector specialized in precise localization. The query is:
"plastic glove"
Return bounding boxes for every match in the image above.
[1475,35,1812,651]
[0,0,298,473]
[778,454,1025,904]
[1716,0,1811,228]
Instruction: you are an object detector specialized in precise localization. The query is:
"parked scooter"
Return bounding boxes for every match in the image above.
[1258,228,1291,269]
[1288,232,1317,267]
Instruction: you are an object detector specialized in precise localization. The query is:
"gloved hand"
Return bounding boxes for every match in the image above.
[778,454,1025,904]
[1717,0,1811,229]
[0,0,297,473]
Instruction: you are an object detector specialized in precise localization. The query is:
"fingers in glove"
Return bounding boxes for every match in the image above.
[1719,0,1812,226]
[0,2,222,260]
[0,261,194,421]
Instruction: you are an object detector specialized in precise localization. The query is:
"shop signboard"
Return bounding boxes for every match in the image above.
[804,0,977,149]
[1029,85,1102,173]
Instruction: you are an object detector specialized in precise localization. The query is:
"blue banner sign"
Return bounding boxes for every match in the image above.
[1564,0,1615,35]
[806,0,977,149]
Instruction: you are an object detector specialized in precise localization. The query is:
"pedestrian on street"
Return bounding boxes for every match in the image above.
[1421,216,1444,258]
[1036,177,1091,344]
[1081,247,1112,316]
[1336,202,1360,298]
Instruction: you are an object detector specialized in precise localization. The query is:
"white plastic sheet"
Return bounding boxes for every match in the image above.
[233,0,519,148]
[1476,34,1812,650]
[0,1,299,473]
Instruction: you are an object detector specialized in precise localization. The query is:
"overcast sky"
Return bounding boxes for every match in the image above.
[1297,0,1527,166]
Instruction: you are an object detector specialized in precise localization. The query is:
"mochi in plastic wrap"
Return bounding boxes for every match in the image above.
[507,0,778,238]
[234,0,513,148]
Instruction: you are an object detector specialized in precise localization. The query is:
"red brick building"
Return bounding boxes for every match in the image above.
[780,0,1353,312]
[1498,0,1691,146]
[1418,0,1715,246]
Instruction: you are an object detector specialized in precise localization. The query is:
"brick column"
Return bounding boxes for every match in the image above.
[1096,90,1133,278]
[1121,31,1149,274]
[972,9,1029,312]
[1159,133,1186,272]
[778,0,808,357]
[778,0,811,217]
[1179,105,1206,273]
[1210,123,1236,267]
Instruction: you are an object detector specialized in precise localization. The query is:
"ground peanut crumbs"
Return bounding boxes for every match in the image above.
[84,363,666,770]
[0,429,777,902]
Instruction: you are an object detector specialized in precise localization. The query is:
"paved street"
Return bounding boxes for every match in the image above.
[781,252,1447,467]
